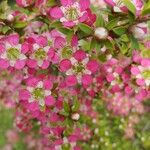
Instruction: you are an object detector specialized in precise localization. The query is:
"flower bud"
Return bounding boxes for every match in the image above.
[7,14,14,22]
[71,113,80,121]
[130,23,148,40]
[94,27,108,40]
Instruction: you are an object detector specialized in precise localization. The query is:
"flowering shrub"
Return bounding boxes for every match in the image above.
[0,0,150,150]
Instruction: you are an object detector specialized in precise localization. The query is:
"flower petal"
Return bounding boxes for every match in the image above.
[50,7,63,19]
[66,75,77,86]
[59,59,72,72]
[79,0,90,11]
[45,96,55,106]
[60,0,74,6]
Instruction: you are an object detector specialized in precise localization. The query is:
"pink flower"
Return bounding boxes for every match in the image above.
[59,50,99,86]
[50,0,90,27]
[0,35,26,69]
[81,8,96,26]
[131,58,150,87]
[56,35,78,60]
[19,78,55,111]
[102,58,127,92]
[27,43,51,69]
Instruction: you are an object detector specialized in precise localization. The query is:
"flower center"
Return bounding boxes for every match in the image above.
[73,62,85,74]
[142,69,150,79]
[48,40,53,46]
[34,48,46,60]
[32,88,44,100]
[7,48,20,60]
[64,7,79,21]
[62,46,72,58]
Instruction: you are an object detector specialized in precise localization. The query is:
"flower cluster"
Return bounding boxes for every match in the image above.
[0,0,149,149]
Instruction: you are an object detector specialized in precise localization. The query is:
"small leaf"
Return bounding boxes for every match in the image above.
[142,49,150,58]
[96,14,105,27]
[128,12,135,24]
[129,35,140,49]
[102,39,115,50]
[78,23,93,35]
[58,27,73,35]
[50,21,62,28]
[59,110,69,117]
[142,0,150,16]
[2,26,10,34]
[120,42,129,54]
[71,96,80,112]
[47,0,57,7]
[120,34,129,42]
[90,38,101,51]
[106,19,119,30]
[113,27,126,36]
[78,39,91,51]
[98,54,106,62]
[14,21,27,28]
[62,143,71,150]
[63,101,70,113]
[123,0,136,15]
[0,0,10,19]
[63,118,73,127]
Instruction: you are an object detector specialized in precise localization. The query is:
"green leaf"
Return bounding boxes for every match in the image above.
[63,101,70,113]
[128,12,136,24]
[115,40,129,55]
[98,54,106,62]
[129,35,140,49]
[47,0,57,7]
[113,27,126,36]
[142,49,150,58]
[2,26,10,34]
[102,40,114,50]
[90,38,101,51]
[59,110,69,117]
[71,96,80,112]
[120,42,129,54]
[142,0,150,16]
[143,99,150,106]
[50,21,62,28]
[62,143,71,150]
[14,21,27,28]
[63,118,73,127]
[106,19,119,30]
[123,0,136,15]
[58,27,73,35]
[78,23,93,35]
[148,21,150,31]
[78,39,91,51]
[96,14,105,27]
[0,0,10,19]
[120,34,129,42]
